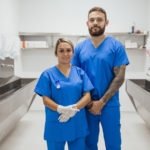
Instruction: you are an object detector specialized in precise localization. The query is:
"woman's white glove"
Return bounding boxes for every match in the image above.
[58,112,71,122]
[57,104,79,122]
[57,105,72,114]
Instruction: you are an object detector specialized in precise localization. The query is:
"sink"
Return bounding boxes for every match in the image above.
[0,78,35,99]
[0,77,21,97]
[130,79,150,92]
[126,79,150,128]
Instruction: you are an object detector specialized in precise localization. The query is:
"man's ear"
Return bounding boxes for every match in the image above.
[86,21,88,26]
[105,20,109,26]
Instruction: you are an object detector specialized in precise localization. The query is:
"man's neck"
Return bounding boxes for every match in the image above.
[90,34,106,49]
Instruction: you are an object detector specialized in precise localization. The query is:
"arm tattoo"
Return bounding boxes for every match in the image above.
[114,66,121,75]
[102,65,126,104]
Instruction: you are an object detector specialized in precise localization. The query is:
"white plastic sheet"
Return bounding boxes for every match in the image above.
[0,34,21,60]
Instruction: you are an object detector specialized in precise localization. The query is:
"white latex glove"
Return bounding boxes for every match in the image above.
[58,112,70,122]
[58,104,79,122]
[57,105,68,114]
[57,104,78,114]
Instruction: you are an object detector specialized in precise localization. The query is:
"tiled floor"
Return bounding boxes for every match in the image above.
[0,110,150,150]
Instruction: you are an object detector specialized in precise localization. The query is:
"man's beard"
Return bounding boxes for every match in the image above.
[89,25,105,36]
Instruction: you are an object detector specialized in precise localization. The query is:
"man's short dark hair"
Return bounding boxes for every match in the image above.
[88,7,107,20]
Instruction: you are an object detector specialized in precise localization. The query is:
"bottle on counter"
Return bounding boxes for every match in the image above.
[131,22,135,34]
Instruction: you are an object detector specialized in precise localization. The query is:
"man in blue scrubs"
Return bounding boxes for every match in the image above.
[71,7,129,150]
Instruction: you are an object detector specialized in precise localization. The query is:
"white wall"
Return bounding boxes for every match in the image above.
[0,0,18,34]
[148,0,150,31]
[18,0,149,34]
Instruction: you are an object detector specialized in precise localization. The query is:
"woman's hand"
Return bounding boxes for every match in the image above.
[57,104,79,122]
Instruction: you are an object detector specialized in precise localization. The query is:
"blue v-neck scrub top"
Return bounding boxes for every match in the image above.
[34,66,94,142]
[71,36,129,107]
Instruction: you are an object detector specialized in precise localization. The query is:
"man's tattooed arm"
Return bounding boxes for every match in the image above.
[101,65,126,104]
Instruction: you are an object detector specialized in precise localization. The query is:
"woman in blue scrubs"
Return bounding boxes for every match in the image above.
[34,38,94,150]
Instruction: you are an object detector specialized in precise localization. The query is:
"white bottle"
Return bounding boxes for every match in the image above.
[146,67,150,81]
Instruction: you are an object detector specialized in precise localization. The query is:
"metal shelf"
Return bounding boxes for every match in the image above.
[19,32,60,36]
[19,32,147,49]
[21,48,50,50]
[105,32,147,36]
[19,32,147,37]
[126,48,146,50]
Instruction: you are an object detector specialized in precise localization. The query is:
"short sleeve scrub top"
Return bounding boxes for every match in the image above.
[34,66,94,142]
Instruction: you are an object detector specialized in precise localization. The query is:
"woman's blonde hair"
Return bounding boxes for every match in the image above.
[55,38,74,55]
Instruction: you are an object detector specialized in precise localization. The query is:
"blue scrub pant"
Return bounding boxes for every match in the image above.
[46,137,86,150]
[86,106,121,150]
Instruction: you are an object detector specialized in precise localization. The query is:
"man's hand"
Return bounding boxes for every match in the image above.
[89,100,105,115]
[86,101,93,109]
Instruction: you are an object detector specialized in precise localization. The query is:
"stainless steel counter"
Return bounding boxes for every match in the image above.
[126,79,150,128]
[0,58,37,142]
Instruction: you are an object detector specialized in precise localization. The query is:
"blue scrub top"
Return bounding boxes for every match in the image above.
[34,66,94,141]
[71,36,129,107]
